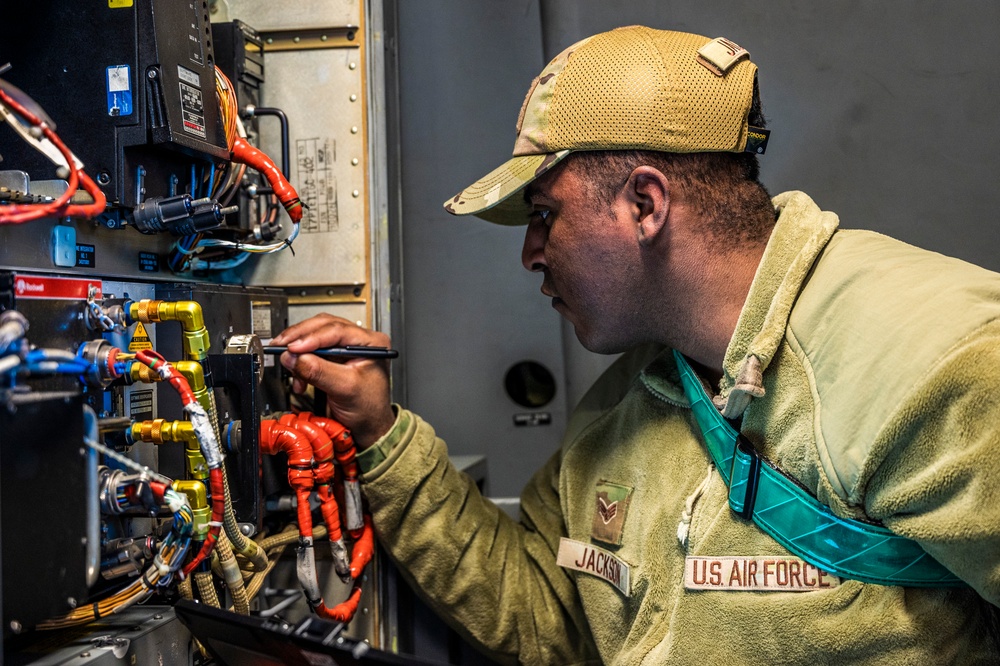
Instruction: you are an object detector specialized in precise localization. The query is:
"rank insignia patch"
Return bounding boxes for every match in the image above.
[591,481,633,546]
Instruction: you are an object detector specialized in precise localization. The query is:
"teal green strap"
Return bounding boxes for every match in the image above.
[673,350,962,587]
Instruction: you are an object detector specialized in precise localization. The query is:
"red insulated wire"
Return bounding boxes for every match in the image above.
[182,467,225,576]
[306,415,360,483]
[315,585,364,623]
[134,349,196,407]
[348,513,375,579]
[314,516,373,623]
[295,488,313,538]
[0,87,107,223]
[281,415,335,484]
[230,137,303,223]
[260,420,316,537]
[280,415,342,542]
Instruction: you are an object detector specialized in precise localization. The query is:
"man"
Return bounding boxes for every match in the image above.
[273,26,1000,664]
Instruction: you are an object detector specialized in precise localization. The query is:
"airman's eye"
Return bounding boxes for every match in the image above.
[531,209,551,225]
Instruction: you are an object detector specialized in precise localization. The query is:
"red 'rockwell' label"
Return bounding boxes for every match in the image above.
[14,275,102,300]
[685,556,840,592]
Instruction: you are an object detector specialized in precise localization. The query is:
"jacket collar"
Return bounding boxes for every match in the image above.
[714,191,839,417]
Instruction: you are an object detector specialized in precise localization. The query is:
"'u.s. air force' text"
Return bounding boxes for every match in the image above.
[684,556,840,592]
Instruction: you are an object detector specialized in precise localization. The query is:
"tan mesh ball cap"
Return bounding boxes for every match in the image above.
[443,26,759,225]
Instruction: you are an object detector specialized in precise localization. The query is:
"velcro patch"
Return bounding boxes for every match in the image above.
[685,556,840,592]
[557,538,631,597]
[591,481,633,546]
[696,37,750,76]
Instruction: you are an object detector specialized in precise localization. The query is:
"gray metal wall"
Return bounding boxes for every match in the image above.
[396,1,1000,497]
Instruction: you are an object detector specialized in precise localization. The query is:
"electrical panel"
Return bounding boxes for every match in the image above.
[0,0,397,663]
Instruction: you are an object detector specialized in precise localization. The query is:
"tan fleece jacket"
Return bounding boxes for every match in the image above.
[358,191,1000,665]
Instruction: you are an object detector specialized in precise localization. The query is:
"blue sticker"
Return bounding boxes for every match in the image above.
[106,65,133,117]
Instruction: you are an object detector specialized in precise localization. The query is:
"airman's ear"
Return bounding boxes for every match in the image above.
[619,166,670,246]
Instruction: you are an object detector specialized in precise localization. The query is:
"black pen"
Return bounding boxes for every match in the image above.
[262,345,399,360]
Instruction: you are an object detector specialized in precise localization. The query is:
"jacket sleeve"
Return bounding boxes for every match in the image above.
[358,409,601,665]
[864,319,1000,607]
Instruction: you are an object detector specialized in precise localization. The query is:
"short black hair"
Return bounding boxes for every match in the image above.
[566,77,775,247]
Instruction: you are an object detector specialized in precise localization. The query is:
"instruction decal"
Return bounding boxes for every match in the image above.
[106,65,133,117]
[128,322,154,351]
[177,66,206,139]
[296,137,338,233]
[129,389,154,421]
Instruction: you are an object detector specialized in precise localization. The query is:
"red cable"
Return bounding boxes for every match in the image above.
[134,349,197,406]
[182,467,224,576]
[307,415,360,483]
[0,87,107,223]
[314,515,374,622]
[260,420,316,538]
[231,137,303,223]
[279,415,342,542]
[129,347,223,576]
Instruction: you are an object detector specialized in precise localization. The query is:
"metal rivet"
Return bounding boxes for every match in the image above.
[327,289,335,296]
[321,35,328,41]
[266,37,274,44]
[351,126,358,134]
[350,94,357,102]
[293,36,301,43]
[299,290,308,297]
[352,190,360,198]
[67,597,78,609]
[351,158,359,166]
[9,620,21,633]
[349,62,357,70]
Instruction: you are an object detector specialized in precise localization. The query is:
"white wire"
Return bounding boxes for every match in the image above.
[193,221,299,254]
[0,355,21,374]
[85,437,174,486]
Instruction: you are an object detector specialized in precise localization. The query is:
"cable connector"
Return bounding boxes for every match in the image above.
[131,194,236,236]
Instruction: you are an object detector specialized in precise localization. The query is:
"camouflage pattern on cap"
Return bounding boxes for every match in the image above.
[445,26,759,226]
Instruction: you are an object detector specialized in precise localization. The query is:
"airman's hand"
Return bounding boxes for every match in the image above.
[271,314,395,450]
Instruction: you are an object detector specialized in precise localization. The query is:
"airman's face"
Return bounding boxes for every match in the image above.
[521,160,643,354]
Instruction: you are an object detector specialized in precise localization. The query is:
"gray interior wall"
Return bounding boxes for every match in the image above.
[395,1,561,497]
[397,1,1000,497]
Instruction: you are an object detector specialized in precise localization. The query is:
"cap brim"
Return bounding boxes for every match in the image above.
[443,150,571,225]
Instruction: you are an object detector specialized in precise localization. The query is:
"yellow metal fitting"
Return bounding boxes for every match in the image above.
[128,362,159,384]
[174,360,214,417]
[129,299,210,360]
[129,419,209,481]
[172,480,210,539]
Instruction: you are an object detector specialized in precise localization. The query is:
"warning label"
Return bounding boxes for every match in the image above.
[178,81,206,138]
[128,322,154,351]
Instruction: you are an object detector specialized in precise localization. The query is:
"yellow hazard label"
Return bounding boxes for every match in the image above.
[128,321,154,351]
[109,0,134,8]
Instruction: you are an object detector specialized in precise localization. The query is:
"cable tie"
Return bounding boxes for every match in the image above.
[140,568,157,590]
[207,520,224,528]
[154,557,172,577]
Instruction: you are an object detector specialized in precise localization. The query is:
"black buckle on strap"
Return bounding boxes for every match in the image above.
[734,434,761,520]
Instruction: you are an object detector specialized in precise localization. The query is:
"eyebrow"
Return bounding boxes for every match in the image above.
[524,183,547,203]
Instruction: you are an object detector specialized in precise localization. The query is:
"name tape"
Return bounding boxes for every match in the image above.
[685,556,840,592]
[557,538,631,597]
